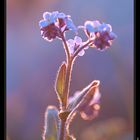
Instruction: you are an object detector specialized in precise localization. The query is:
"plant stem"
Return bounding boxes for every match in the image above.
[61,33,70,64]
[58,120,66,140]
[59,33,73,140]
[59,36,93,140]
[61,33,73,109]
[63,59,73,108]
[58,59,73,140]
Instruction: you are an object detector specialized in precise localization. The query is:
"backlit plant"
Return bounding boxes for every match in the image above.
[39,11,117,140]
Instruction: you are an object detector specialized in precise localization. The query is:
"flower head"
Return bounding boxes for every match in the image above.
[40,23,61,42]
[84,20,117,50]
[40,11,58,27]
[84,20,101,35]
[39,11,77,42]
[67,36,88,56]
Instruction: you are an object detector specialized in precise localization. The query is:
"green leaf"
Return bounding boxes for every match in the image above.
[67,80,100,111]
[55,62,66,101]
[43,106,59,140]
[46,136,55,140]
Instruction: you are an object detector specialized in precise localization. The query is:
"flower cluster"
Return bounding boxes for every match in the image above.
[84,20,117,50]
[39,11,116,52]
[67,36,88,56]
[39,11,77,42]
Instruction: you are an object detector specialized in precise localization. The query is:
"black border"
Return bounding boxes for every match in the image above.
[4,0,6,139]
[2,0,6,139]
[136,0,139,139]
[134,0,136,139]
[0,0,5,139]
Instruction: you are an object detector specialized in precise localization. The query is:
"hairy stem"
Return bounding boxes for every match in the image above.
[59,36,93,140]
[59,33,73,140]
[63,59,73,108]
[61,33,71,64]
[58,120,66,140]
[59,59,73,140]
[66,111,77,136]
[61,33,73,109]
[63,40,94,108]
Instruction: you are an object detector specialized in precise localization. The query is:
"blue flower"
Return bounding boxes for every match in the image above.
[39,11,77,42]
[84,20,117,50]
[84,20,101,33]
[65,18,77,32]
[67,36,87,56]
[93,27,117,50]
[39,11,58,27]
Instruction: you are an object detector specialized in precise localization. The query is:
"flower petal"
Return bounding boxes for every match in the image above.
[68,46,75,54]
[109,32,117,40]
[39,20,48,27]
[50,11,58,23]
[106,24,112,32]
[85,21,94,32]
[66,18,77,31]
[43,12,51,20]
[51,11,59,19]
[74,36,82,45]
[67,39,75,47]
[58,12,66,18]
[78,49,85,56]
[99,23,112,32]
[92,20,101,28]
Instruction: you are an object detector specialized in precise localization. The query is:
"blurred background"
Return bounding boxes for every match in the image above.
[6,0,133,140]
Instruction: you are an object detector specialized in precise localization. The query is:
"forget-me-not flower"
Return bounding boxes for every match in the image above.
[67,36,88,56]
[84,20,117,50]
[39,11,77,42]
